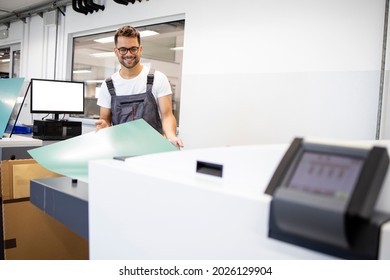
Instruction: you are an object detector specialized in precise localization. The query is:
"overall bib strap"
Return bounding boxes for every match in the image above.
[106,77,116,96]
[146,68,155,93]
[109,68,163,133]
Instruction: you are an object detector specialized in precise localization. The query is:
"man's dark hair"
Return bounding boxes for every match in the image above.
[114,25,141,46]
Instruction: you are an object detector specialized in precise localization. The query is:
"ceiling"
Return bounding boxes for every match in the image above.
[0,0,50,15]
[0,1,67,71]
[0,1,69,26]
[0,0,184,59]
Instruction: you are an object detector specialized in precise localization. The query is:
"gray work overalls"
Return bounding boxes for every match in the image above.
[105,68,163,133]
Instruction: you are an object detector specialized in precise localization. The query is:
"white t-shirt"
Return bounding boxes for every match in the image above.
[97,66,172,109]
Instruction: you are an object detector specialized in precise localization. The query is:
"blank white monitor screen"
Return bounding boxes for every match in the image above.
[30,79,84,114]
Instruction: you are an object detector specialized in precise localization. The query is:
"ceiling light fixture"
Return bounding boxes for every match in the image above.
[140,30,159,37]
[94,36,114,43]
[85,80,105,84]
[90,52,115,58]
[73,69,92,74]
[94,30,158,44]
[170,47,184,51]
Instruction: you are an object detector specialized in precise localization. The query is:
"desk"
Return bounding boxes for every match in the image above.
[0,135,42,159]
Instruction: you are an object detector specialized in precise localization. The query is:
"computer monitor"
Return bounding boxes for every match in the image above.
[30,78,85,120]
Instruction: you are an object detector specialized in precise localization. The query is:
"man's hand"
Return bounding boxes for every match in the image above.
[168,136,184,149]
[95,119,110,131]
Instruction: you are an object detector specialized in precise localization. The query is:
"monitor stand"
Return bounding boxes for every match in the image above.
[52,113,61,121]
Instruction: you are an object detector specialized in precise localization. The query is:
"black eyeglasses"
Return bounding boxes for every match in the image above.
[116,46,140,55]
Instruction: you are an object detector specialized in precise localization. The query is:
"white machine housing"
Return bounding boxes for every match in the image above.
[88,140,390,259]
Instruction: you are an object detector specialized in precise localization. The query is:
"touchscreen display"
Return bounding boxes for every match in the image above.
[287,151,365,199]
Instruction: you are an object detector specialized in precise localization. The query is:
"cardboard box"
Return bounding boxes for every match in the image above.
[3,200,88,260]
[1,159,62,200]
[1,159,88,259]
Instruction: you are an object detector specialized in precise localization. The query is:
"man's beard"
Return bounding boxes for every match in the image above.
[120,55,140,69]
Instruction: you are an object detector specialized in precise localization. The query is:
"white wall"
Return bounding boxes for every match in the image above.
[1,0,388,149]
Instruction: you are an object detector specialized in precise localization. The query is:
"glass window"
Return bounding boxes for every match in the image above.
[12,49,20,78]
[71,20,185,125]
[0,44,21,78]
[0,47,10,78]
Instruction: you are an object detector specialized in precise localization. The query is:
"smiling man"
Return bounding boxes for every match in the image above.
[96,25,183,148]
